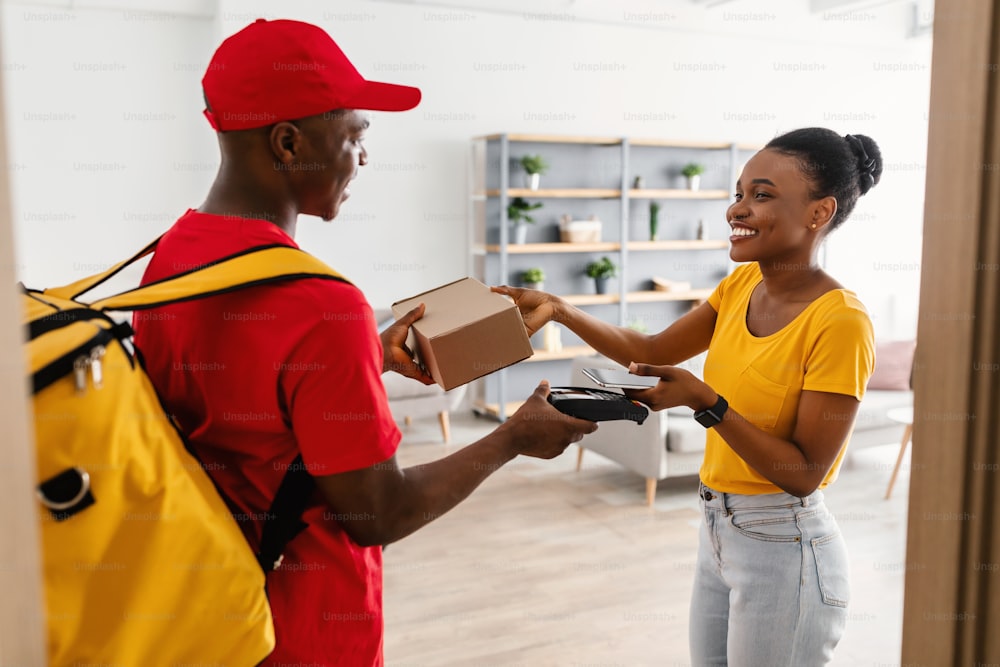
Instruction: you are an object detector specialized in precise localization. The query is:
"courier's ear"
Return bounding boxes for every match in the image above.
[269,121,304,165]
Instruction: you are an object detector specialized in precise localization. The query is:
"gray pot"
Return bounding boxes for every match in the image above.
[512,222,528,244]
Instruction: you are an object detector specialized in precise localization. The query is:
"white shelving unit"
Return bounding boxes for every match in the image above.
[469,133,760,420]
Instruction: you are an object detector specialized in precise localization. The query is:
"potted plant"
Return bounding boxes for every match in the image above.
[507,197,543,244]
[520,154,549,190]
[681,162,705,191]
[627,318,649,334]
[649,201,661,241]
[585,256,618,295]
[521,267,546,290]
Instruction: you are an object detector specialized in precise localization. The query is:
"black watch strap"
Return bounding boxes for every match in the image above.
[694,394,728,428]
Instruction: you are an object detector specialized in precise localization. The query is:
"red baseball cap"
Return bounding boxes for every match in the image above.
[202,18,422,131]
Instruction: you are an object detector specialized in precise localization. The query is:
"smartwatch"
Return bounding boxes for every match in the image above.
[694,394,728,428]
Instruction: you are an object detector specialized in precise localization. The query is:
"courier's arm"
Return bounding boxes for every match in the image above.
[314,381,597,546]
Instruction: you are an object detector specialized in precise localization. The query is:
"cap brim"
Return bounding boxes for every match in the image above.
[346,80,422,112]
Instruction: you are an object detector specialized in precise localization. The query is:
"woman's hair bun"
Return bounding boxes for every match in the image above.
[844,134,883,195]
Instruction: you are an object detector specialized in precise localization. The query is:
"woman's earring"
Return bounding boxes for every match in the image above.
[810,223,817,229]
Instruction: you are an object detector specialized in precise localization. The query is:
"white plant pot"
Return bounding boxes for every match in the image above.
[512,222,528,244]
[524,281,544,291]
[686,175,701,191]
[526,173,540,190]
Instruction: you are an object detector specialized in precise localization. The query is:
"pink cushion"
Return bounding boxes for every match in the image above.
[868,340,916,391]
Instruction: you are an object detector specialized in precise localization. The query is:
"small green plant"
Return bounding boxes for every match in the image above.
[520,154,550,175]
[649,201,661,241]
[681,162,705,178]
[521,267,546,285]
[507,197,543,224]
[586,256,618,279]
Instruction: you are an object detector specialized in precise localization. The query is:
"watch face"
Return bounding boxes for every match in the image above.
[694,410,720,428]
[695,395,727,428]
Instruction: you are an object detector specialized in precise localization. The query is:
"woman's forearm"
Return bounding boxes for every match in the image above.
[552,297,656,367]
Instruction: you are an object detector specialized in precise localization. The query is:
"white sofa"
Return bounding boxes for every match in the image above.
[570,343,915,505]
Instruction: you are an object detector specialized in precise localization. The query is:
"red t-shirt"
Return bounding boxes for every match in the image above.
[133,210,401,666]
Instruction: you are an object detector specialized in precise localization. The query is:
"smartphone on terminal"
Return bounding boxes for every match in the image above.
[581,367,659,390]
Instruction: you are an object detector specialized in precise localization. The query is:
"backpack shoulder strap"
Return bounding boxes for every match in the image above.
[83,244,349,312]
[172,419,316,573]
[255,454,317,571]
[69,241,347,569]
[42,237,160,301]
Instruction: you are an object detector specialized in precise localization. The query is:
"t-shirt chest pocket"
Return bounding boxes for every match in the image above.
[733,365,790,431]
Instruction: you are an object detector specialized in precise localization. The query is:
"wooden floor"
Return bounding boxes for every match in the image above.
[384,411,911,667]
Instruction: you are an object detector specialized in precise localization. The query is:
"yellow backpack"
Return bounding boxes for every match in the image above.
[23,239,348,666]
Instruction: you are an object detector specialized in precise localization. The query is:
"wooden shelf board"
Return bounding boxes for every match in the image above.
[487,188,622,198]
[487,242,620,254]
[474,135,758,150]
[477,133,623,145]
[628,189,729,200]
[627,289,714,302]
[628,240,729,251]
[562,293,620,306]
[526,345,596,362]
[629,138,733,149]
[563,290,712,304]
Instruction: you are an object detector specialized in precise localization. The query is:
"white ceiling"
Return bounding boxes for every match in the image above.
[367,0,934,42]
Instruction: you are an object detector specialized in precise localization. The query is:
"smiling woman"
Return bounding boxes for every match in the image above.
[494,126,884,666]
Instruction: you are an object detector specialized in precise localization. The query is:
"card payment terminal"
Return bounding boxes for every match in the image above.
[547,387,649,424]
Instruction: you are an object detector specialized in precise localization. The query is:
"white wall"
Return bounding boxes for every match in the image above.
[3,0,931,338]
[1,0,218,289]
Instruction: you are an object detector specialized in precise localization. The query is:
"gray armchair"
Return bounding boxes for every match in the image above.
[382,371,465,443]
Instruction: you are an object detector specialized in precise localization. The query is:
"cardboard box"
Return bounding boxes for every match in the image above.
[392,277,533,390]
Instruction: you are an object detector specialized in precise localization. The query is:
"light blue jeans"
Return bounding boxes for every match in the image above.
[689,482,849,667]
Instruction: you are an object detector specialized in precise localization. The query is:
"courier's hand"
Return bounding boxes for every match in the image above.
[623,362,717,412]
[500,380,598,459]
[381,304,435,385]
[490,285,561,337]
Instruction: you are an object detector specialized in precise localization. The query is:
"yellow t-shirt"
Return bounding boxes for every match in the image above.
[699,263,875,494]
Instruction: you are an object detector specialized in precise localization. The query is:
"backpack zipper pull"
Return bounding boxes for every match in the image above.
[73,355,90,393]
[89,345,105,389]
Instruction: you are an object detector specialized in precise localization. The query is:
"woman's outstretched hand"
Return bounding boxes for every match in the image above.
[624,361,717,412]
[490,285,561,337]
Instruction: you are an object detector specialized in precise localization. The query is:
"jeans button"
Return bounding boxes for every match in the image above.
[701,489,714,501]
